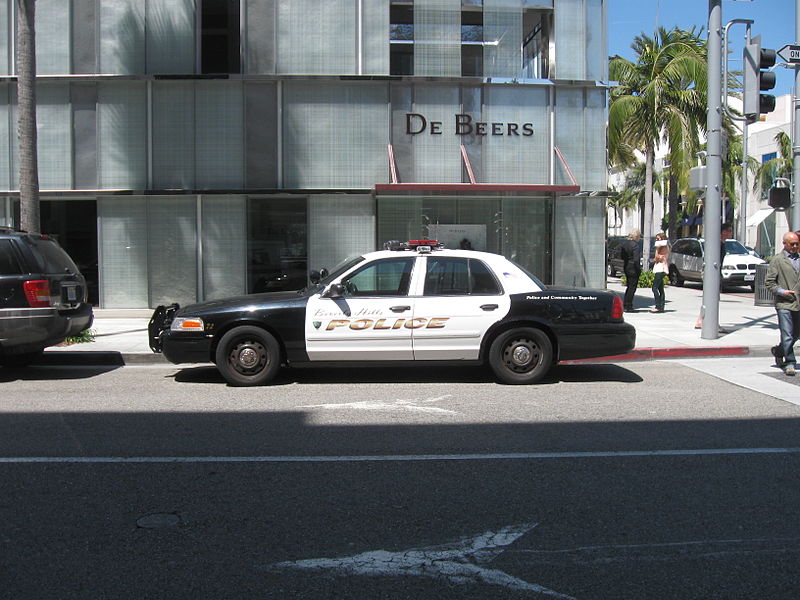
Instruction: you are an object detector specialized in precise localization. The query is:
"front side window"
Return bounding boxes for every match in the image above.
[424,257,501,296]
[341,258,415,297]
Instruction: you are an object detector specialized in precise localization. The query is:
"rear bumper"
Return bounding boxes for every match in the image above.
[556,322,637,361]
[0,303,94,354]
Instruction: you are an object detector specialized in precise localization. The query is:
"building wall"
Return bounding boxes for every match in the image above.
[0,0,608,307]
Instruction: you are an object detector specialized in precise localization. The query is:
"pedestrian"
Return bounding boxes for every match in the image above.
[650,232,669,313]
[695,223,732,329]
[765,231,800,376]
[620,228,642,313]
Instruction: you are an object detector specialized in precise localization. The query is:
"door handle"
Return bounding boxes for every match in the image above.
[480,304,499,311]
[390,305,411,313]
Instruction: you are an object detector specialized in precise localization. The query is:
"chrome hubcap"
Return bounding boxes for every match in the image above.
[512,345,531,365]
[237,347,259,369]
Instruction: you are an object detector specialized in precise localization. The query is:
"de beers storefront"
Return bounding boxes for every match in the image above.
[0,0,608,308]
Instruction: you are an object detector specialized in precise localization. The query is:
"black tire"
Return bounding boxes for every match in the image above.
[669,266,684,287]
[214,326,281,386]
[488,327,553,385]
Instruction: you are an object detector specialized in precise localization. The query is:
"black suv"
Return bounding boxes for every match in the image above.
[0,228,93,365]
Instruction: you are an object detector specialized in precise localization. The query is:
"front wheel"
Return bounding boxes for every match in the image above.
[488,327,553,385]
[215,326,281,386]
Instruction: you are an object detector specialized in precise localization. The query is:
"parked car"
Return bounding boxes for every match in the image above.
[606,236,655,277]
[667,237,765,290]
[0,227,93,365]
[150,240,636,386]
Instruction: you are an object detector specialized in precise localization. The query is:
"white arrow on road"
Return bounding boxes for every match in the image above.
[265,522,578,598]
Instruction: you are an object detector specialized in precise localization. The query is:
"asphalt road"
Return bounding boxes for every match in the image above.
[2,360,800,599]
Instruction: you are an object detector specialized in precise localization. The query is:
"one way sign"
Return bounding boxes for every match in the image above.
[778,44,800,64]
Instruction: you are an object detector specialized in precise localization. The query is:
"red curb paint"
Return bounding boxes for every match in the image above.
[561,346,750,364]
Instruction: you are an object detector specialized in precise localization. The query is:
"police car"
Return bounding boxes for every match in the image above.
[149,240,636,386]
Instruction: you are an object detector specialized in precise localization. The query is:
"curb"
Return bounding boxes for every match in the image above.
[35,346,777,367]
[39,351,168,366]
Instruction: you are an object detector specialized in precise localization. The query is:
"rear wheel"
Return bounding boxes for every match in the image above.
[215,326,281,386]
[669,266,684,287]
[489,327,553,385]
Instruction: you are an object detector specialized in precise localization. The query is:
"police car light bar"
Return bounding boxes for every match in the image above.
[383,240,444,252]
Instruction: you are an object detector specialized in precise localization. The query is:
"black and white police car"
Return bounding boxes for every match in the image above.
[149,240,636,386]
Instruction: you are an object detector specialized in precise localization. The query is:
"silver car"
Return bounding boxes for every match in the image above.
[668,238,765,291]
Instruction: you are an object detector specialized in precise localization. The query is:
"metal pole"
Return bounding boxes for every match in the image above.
[702,0,723,340]
[794,0,800,232]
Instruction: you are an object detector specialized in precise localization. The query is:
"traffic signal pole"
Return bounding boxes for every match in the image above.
[703,0,723,340]
[794,0,800,232]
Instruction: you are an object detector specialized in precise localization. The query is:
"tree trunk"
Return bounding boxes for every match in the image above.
[668,174,679,242]
[16,0,39,234]
[642,147,654,268]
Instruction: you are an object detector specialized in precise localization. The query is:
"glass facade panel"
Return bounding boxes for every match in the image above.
[0,84,9,190]
[555,87,607,190]
[277,0,356,75]
[407,86,462,182]
[36,84,72,190]
[552,194,604,287]
[36,0,70,75]
[99,0,145,75]
[363,0,391,75]
[148,196,198,307]
[484,0,522,78]
[98,197,148,308]
[554,0,584,80]
[308,194,375,275]
[0,0,8,76]
[415,0,461,76]
[202,195,247,299]
[195,81,244,189]
[152,82,196,189]
[482,85,550,184]
[146,0,195,75]
[98,82,147,189]
[283,82,388,189]
[501,196,552,282]
[248,197,308,293]
[585,0,606,81]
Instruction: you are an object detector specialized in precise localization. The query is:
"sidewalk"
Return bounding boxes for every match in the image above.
[42,280,781,365]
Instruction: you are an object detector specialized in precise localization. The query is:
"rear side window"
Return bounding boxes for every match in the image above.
[25,237,78,274]
[424,257,501,296]
[0,239,23,275]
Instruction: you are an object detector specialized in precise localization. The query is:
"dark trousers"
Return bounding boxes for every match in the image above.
[652,272,666,311]
[624,270,640,310]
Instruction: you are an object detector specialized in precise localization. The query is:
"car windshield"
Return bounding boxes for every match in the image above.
[723,240,749,255]
[302,255,365,294]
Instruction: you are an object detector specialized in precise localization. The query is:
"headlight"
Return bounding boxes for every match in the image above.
[171,316,205,332]
[721,265,734,271]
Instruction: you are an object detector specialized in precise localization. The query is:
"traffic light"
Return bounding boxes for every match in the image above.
[743,35,777,123]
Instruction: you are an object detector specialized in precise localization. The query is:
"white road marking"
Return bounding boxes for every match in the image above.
[299,395,459,414]
[264,522,578,598]
[3,446,800,463]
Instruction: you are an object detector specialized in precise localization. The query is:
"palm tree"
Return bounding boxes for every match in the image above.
[16,0,39,234]
[609,27,707,264]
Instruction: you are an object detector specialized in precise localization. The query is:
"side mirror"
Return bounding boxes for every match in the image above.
[309,270,321,284]
[324,283,344,299]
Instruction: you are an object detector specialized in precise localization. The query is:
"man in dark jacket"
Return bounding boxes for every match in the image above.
[620,229,642,312]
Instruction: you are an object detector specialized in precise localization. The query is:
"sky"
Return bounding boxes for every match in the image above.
[608,0,796,97]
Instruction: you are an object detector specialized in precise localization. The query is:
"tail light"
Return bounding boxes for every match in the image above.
[23,280,51,307]
[611,295,624,320]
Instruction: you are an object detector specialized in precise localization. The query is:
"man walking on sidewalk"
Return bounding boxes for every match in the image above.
[765,231,800,376]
